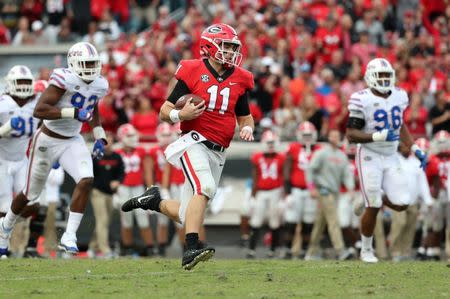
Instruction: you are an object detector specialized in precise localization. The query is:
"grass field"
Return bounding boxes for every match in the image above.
[0,259,449,298]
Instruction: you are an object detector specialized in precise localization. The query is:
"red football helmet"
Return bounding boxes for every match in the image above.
[415,137,430,152]
[34,79,48,94]
[432,130,450,154]
[261,130,279,153]
[117,124,139,148]
[156,122,174,146]
[200,23,242,67]
[296,121,318,145]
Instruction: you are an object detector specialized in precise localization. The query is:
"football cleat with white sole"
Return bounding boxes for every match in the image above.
[58,233,79,254]
[0,217,12,257]
[353,196,365,216]
[182,247,215,270]
[121,186,161,212]
[360,249,379,263]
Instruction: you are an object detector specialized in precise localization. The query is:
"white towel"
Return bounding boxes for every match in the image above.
[164,130,206,167]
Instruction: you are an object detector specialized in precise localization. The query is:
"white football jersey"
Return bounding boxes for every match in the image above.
[348,87,409,156]
[44,68,108,137]
[0,94,40,161]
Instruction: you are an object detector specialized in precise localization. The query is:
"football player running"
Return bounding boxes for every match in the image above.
[0,65,40,257]
[346,58,427,263]
[0,42,109,255]
[121,23,255,270]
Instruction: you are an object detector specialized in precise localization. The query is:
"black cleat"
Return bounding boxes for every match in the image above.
[121,186,161,212]
[182,247,215,270]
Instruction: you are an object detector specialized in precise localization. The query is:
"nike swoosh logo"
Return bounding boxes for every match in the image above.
[138,195,152,203]
[229,82,237,85]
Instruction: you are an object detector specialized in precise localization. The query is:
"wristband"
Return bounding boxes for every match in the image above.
[411,144,420,153]
[61,107,76,119]
[0,120,12,137]
[242,126,253,133]
[93,126,107,143]
[372,130,386,142]
[169,109,181,123]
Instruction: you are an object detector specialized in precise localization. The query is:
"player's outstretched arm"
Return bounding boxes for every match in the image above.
[401,124,427,169]
[33,85,67,120]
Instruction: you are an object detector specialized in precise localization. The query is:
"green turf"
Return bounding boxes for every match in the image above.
[0,259,449,298]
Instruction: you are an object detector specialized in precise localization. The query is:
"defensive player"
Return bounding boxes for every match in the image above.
[282,121,319,258]
[115,124,154,256]
[121,23,255,270]
[346,58,427,263]
[248,131,285,258]
[0,42,109,254]
[0,65,40,257]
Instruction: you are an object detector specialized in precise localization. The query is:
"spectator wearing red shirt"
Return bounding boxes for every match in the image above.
[404,93,429,139]
[0,19,11,44]
[315,15,343,64]
[20,0,44,25]
[131,95,159,142]
[98,93,119,134]
[351,30,378,67]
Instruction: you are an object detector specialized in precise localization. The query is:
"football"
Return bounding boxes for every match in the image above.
[174,94,205,109]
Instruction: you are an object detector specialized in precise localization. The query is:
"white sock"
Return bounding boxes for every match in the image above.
[361,235,373,251]
[65,211,83,237]
[3,208,19,230]
[417,247,426,255]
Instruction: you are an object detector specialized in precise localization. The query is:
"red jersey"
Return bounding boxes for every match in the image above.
[115,147,146,186]
[175,59,254,147]
[287,142,317,189]
[148,145,166,184]
[426,154,440,185]
[170,164,185,185]
[437,156,450,190]
[251,152,286,190]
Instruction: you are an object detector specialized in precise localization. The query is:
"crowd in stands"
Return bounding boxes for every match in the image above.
[1,0,449,141]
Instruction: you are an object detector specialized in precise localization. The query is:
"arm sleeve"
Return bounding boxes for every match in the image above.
[348,97,365,119]
[306,150,323,185]
[235,91,250,116]
[48,69,67,90]
[116,155,125,183]
[167,80,191,104]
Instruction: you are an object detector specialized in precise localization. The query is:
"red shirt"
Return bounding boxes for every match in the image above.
[315,26,342,63]
[251,152,286,190]
[175,59,254,147]
[130,110,159,141]
[170,165,185,185]
[403,107,428,138]
[287,142,317,189]
[426,154,440,185]
[115,147,146,186]
[148,145,166,184]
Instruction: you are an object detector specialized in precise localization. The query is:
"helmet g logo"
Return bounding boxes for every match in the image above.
[207,26,222,33]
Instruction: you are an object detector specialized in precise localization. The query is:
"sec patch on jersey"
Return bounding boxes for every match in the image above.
[175,94,204,109]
